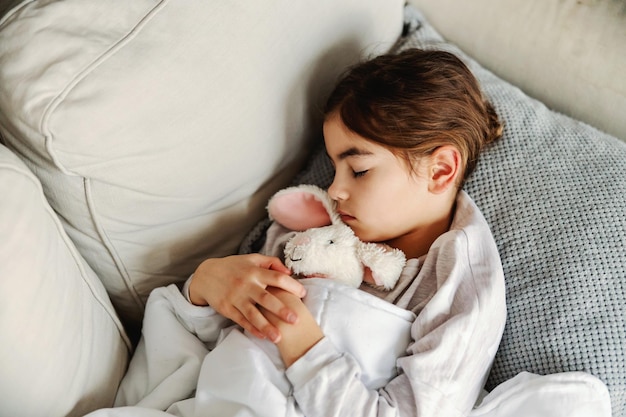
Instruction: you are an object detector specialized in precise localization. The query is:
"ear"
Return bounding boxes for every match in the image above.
[427,145,462,194]
[267,184,340,231]
[357,243,406,290]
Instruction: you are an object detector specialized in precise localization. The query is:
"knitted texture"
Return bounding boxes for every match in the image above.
[241,6,626,415]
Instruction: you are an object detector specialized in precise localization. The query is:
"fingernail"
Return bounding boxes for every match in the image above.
[287,312,297,323]
[268,330,279,343]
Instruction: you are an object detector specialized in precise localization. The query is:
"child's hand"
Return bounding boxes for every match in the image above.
[260,287,324,367]
[188,254,306,342]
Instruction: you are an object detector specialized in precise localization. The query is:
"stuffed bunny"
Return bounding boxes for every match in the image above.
[267,184,406,289]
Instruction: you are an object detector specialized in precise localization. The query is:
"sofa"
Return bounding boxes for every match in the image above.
[0,0,623,416]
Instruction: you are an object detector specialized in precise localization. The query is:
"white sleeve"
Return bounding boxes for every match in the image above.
[181,274,193,303]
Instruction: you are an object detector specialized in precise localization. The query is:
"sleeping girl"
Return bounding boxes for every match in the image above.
[85,45,611,417]
[182,48,507,416]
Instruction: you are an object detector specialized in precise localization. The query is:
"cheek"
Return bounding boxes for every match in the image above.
[352,202,398,240]
[359,184,424,234]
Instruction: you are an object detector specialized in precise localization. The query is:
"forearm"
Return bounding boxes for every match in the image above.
[265,288,409,416]
[275,327,324,368]
[285,335,485,417]
[275,293,500,417]
[286,337,406,417]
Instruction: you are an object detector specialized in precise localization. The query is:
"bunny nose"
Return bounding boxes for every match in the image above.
[291,235,311,247]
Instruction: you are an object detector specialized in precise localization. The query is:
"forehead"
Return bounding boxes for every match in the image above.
[323,115,389,160]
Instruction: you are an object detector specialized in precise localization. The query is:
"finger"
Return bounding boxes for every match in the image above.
[253,288,298,324]
[240,300,282,343]
[265,271,307,298]
[267,261,291,275]
[248,254,305,297]
[229,304,281,342]
[255,254,292,275]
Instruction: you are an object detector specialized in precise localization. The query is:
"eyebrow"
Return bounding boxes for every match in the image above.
[336,147,374,161]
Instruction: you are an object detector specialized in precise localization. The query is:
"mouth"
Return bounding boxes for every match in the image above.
[338,210,355,222]
[300,273,328,279]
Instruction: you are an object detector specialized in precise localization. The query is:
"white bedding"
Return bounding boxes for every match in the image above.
[86,280,611,417]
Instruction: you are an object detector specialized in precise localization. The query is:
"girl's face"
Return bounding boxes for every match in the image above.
[324,114,451,256]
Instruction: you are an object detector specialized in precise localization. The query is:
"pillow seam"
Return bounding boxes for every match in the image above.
[38,0,170,175]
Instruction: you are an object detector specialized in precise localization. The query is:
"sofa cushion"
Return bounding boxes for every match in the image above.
[0,0,404,331]
[0,144,130,417]
[407,0,626,142]
[241,7,626,416]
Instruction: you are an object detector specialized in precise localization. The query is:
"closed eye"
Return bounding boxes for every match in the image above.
[353,170,368,178]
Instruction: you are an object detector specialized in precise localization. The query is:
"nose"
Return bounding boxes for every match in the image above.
[328,177,348,201]
[291,234,311,247]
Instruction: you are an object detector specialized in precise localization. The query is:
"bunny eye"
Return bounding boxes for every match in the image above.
[328,240,335,245]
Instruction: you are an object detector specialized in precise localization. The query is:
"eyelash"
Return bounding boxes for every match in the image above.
[352,170,368,178]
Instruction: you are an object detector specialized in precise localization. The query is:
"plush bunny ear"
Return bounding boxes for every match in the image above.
[267,184,340,231]
[357,243,406,290]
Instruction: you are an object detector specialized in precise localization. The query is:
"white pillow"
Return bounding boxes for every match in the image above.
[408,0,626,142]
[0,144,130,417]
[0,0,404,330]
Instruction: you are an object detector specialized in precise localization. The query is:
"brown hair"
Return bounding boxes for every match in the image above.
[324,48,502,187]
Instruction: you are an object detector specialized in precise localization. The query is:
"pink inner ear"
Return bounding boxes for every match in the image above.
[269,192,332,231]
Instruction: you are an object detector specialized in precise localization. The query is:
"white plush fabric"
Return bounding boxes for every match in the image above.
[0,0,404,330]
[0,144,130,417]
[408,0,626,142]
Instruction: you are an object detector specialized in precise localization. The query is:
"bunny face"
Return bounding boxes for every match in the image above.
[270,184,406,290]
[284,223,364,288]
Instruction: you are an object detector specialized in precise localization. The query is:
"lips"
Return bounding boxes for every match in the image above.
[338,210,355,222]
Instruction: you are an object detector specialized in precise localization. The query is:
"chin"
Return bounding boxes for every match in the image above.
[353,229,382,244]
